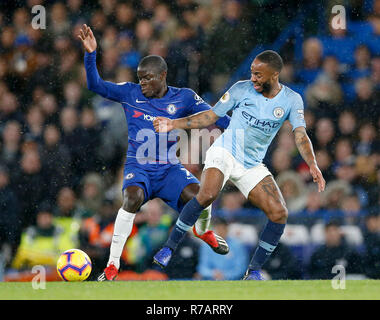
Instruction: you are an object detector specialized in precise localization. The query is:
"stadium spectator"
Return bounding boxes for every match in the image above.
[151,3,178,45]
[362,208,380,279]
[347,45,371,80]
[276,170,307,213]
[214,187,264,225]
[12,148,48,227]
[77,172,105,218]
[288,186,325,228]
[305,56,344,118]
[262,243,302,280]
[296,37,323,85]
[24,105,44,144]
[337,110,357,139]
[53,187,86,220]
[308,221,363,279]
[201,0,255,94]
[0,165,21,259]
[355,122,379,156]
[197,217,248,280]
[340,194,367,225]
[11,202,73,270]
[270,148,292,176]
[39,124,72,198]
[350,77,380,121]
[315,149,334,182]
[0,120,22,172]
[313,118,335,154]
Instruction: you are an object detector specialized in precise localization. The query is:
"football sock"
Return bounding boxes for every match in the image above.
[248,220,285,271]
[165,197,205,251]
[194,205,212,236]
[107,208,136,270]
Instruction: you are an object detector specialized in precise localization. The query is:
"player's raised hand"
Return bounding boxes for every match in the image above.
[153,117,174,132]
[310,163,326,193]
[78,24,97,53]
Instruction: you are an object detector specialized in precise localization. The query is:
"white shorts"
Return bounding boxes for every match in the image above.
[204,146,272,198]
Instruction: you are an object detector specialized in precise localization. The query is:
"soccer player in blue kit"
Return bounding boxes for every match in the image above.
[78,24,230,281]
[153,50,326,280]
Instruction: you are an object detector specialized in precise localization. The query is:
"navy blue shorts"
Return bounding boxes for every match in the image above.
[122,162,199,212]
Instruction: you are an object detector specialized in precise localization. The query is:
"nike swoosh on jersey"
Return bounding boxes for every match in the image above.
[136,99,148,103]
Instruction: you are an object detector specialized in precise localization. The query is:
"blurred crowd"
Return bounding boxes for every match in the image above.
[0,0,379,281]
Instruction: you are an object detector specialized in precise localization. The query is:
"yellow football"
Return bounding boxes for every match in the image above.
[57,249,92,281]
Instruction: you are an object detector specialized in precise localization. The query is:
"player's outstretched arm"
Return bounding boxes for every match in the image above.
[78,24,127,102]
[78,24,97,53]
[294,126,326,192]
[153,109,219,132]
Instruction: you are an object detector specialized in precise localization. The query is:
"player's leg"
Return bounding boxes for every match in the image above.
[98,185,145,281]
[153,167,226,268]
[244,175,288,280]
[107,186,144,266]
[178,183,211,235]
[98,165,150,281]
[180,182,229,254]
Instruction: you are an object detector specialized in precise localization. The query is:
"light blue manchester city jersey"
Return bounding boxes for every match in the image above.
[212,80,306,168]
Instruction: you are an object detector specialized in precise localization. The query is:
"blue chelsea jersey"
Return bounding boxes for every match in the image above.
[212,80,306,168]
[84,51,230,167]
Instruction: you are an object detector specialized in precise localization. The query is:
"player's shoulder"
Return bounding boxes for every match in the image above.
[281,84,304,105]
[282,84,303,100]
[116,81,139,90]
[232,80,252,90]
[171,86,203,101]
[228,80,254,96]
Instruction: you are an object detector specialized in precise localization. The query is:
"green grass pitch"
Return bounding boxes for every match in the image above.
[1,280,380,300]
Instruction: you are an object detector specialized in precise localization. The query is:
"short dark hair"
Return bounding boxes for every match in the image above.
[138,55,168,75]
[256,50,283,72]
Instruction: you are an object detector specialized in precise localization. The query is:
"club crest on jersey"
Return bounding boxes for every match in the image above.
[273,107,284,119]
[125,173,135,180]
[166,104,177,115]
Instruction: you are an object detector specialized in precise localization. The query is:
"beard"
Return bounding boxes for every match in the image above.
[261,80,272,94]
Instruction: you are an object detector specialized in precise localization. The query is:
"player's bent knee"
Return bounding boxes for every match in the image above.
[268,206,288,224]
[196,191,218,208]
[122,188,144,213]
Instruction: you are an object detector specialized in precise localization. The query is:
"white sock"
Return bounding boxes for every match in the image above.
[107,208,136,270]
[194,205,211,236]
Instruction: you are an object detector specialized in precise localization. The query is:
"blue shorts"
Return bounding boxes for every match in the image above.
[122,162,199,212]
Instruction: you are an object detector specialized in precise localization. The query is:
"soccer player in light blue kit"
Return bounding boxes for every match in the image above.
[153,50,326,280]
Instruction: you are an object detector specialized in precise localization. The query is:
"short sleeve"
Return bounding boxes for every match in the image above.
[186,89,213,115]
[287,93,306,130]
[212,82,240,117]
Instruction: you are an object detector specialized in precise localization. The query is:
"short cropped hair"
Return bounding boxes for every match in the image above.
[138,55,168,74]
[256,50,283,72]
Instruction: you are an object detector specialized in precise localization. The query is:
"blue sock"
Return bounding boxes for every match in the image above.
[248,220,285,271]
[165,197,205,251]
